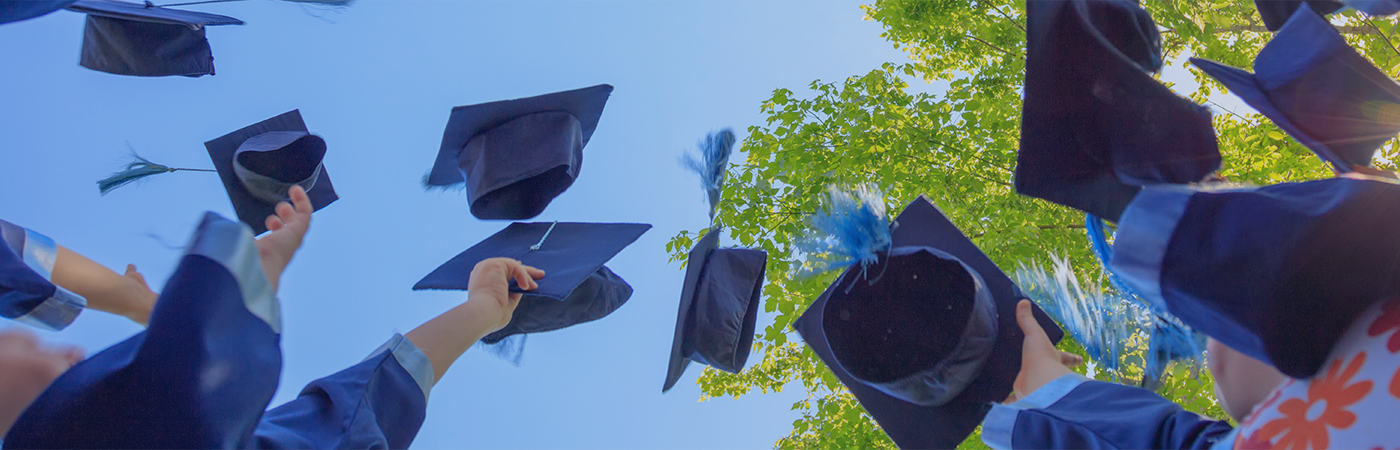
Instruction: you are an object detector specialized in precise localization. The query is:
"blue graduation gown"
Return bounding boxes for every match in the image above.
[5,213,435,449]
[0,219,87,330]
[981,374,1236,450]
[254,334,433,449]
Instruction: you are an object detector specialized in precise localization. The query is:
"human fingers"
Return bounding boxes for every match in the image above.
[1059,351,1084,367]
[506,260,540,291]
[274,201,297,227]
[265,214,284,232]
[124,265,144,283]
[1015,300,1050,345]
[288,185,313,216]
[525,265,546,280]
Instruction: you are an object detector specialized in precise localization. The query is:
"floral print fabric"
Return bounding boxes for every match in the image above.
[1234,296,1400,449]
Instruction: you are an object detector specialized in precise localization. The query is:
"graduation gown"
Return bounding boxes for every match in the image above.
[980,374,1236,449]
[4,213,434,449]
[0,219,87,331]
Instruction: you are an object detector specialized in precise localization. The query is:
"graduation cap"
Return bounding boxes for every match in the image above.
[66,0,243,77]
[1254,1,1344,31]
[793,193,1064,449]
[0,0,75,25]
[1017,0,1220,222]
[424,84,613,220]
[662,129,768,392]
[414,221,650,355]
[205,109,338,235]
[1192,4,1400,172]
[1110,177,1400,379]
[661,228,766,392]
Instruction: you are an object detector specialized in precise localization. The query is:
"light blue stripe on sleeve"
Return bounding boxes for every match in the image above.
[1110,185,1195,312]
[366,334,436,400]
[981,373,1089,450]
[185,213,280,334]
[12,227,86,331]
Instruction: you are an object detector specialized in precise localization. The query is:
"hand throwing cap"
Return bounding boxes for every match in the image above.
[1111,177,1400,378]
[67,0,242,77]
[794,196,1063,449]
[204,110,338,235]
[426,84,613,220]
[662,228,767,392]
[1017,0,1220,222]
[414,222,650,342]
[1193,4,1400,171]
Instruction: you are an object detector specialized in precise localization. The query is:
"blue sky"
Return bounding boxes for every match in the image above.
[0,1,918,448]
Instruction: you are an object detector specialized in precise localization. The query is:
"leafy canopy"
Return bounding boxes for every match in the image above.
[665,1,1400,448]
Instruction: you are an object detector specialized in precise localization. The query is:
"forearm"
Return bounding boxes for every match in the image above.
[50,246,153,324]
[403,300,499,383]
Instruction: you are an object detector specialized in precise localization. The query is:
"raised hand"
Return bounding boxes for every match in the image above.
[1010,300,1082,403]
[467,258,545,333]
[255,185,313,291]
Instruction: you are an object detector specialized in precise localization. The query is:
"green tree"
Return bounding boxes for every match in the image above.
[666,2,1400,448]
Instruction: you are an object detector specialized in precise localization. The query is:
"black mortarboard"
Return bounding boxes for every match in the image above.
[662,227,767,392]
[414,222,649,343]
[1111,177,1400,378]
[1193,4,1400,172]
[1017,0,1220,222]
[0,0,74,25]
[794,196,1063,449]
[425,84,613,220]
[66,0,242,77]
[204,109,338,235]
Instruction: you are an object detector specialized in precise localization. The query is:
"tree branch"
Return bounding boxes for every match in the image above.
[1367,18,1400,60]
[965,34,1022,57]
[990,6,1025,33]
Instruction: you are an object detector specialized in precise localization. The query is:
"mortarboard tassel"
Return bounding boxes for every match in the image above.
[1015,255,1137,379]
[681,128,736,220]
[1084,214,1206,384]
[97,148,215,195]
[481,334,526,366]
[794,184,892,278]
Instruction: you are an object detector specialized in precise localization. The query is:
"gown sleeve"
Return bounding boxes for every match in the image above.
[253,333,436,449]
[981,374,1236,450]
[0,219,86,330]
[5,213,284,449]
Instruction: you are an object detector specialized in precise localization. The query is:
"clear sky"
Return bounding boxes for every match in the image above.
[0,1,918,448]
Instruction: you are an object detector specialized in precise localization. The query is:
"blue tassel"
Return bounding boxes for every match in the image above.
[1015,256,1137,379]
[795,184,891,277]
[482,334,525,366]
[681,128,736,219]
[421,173,466,192]
[1083,214,1207,382]
[97,150,213,195]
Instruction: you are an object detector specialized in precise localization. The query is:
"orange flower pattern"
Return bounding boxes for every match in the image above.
[1367,296,1400,354]
[1254,352,1374,450]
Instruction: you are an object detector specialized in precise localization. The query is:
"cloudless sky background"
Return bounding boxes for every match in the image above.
[0,1,1244,448]
[0,1,918,448]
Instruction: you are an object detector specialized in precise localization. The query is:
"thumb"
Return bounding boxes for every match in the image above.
[1015,299,1048,344]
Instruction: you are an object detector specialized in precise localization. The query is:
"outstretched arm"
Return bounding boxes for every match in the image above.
[405,257,545,383]
[50,248,155,326]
